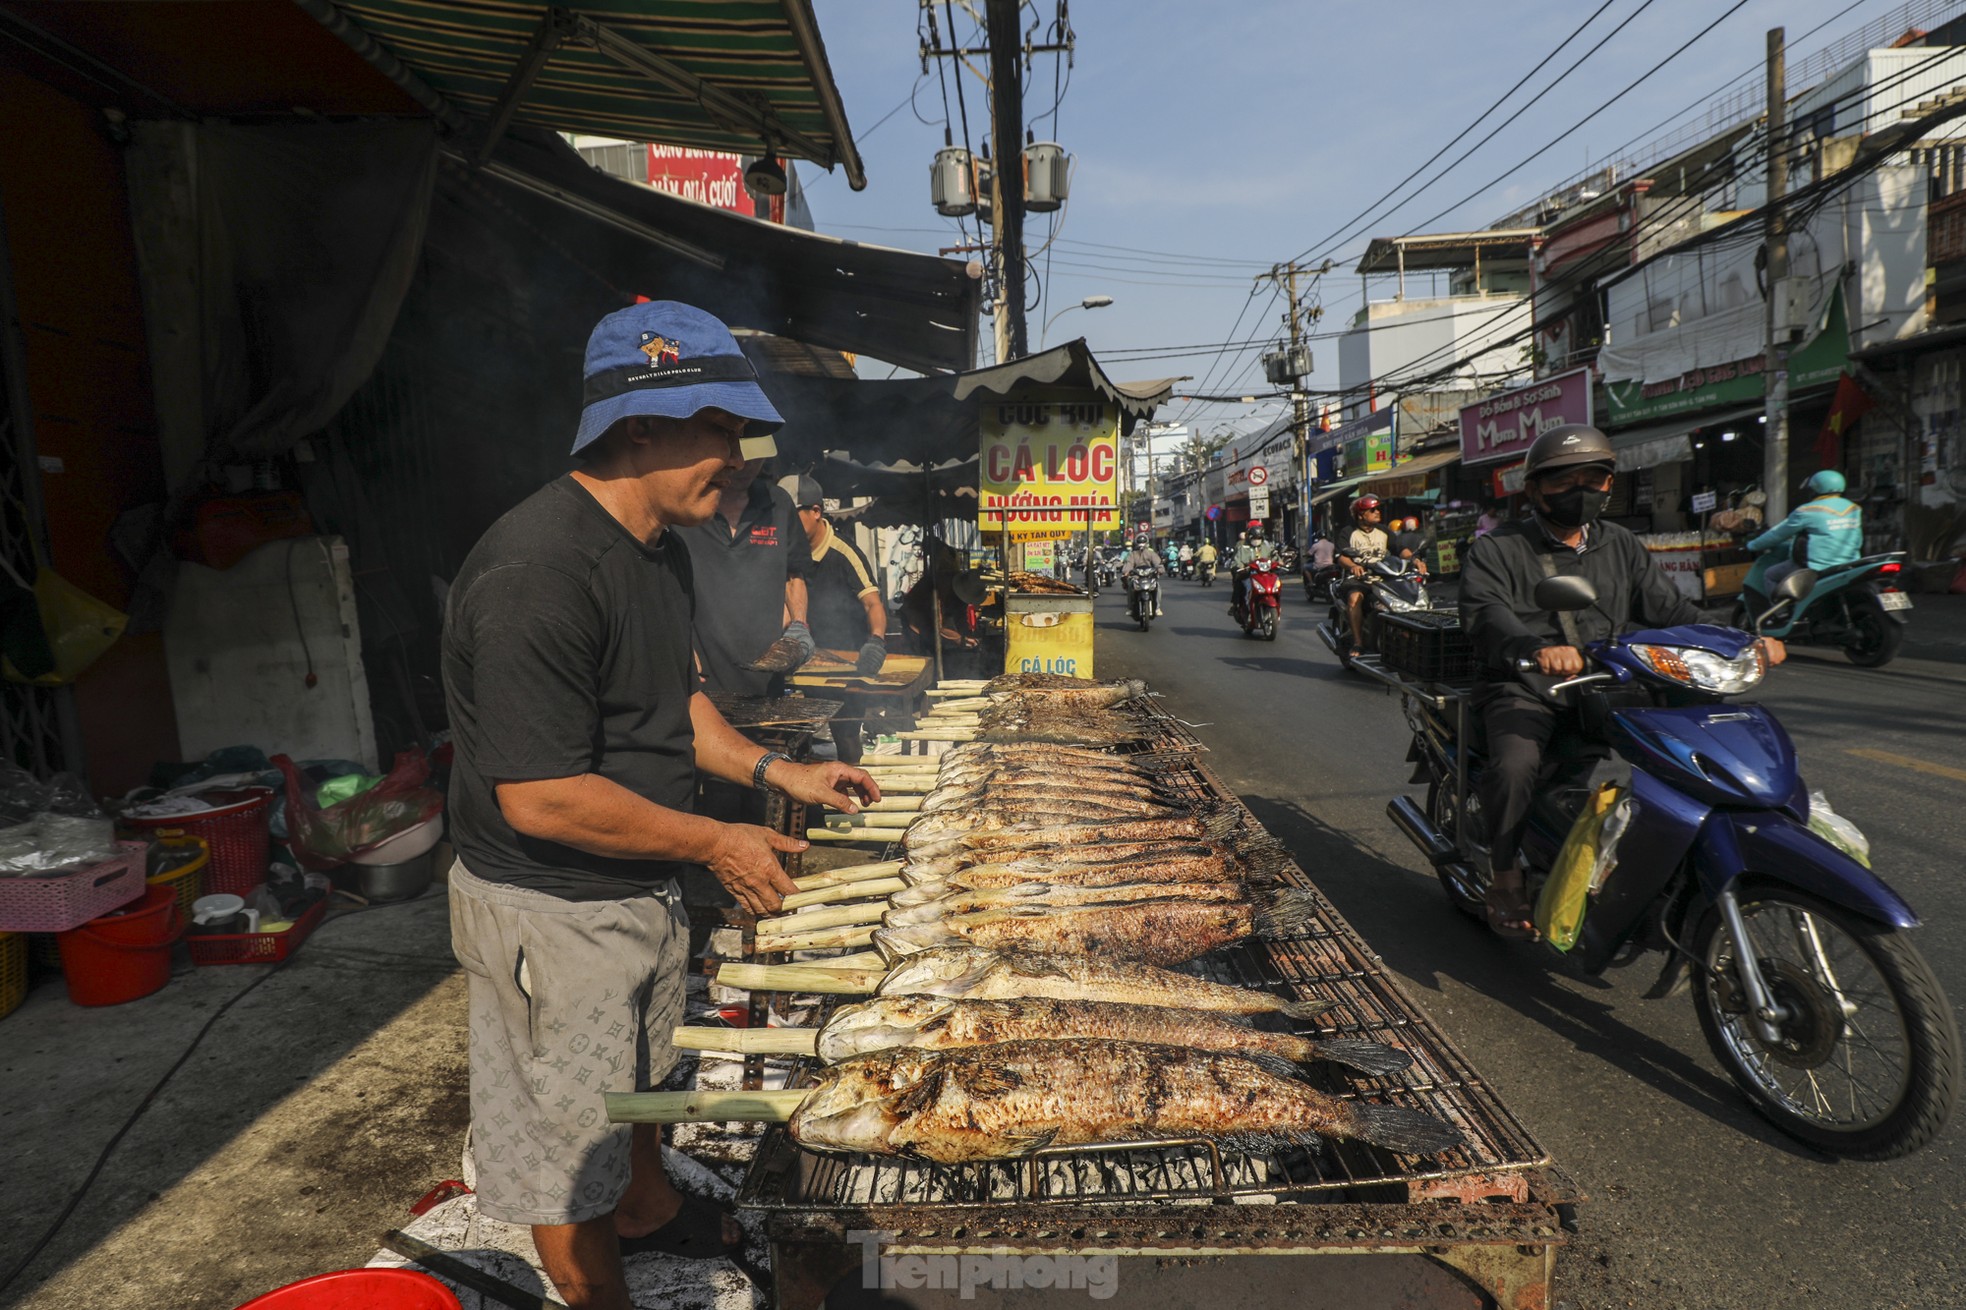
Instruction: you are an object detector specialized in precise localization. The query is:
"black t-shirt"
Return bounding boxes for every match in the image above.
[677,480,809,696]
[442,475,698,901]
[805,522,880,651]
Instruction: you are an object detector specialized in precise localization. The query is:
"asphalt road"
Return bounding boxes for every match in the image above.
[1093,572,1966,1310]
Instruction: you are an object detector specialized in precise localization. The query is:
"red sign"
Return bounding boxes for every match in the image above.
[645,145,784,223]
[1247,465,1268,486]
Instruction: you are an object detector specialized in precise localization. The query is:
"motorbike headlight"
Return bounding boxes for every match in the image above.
[1629,643,1765,693]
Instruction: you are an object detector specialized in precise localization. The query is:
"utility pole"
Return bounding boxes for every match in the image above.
[1256,261,1325,546]
[985,0,1028,361]
[1763,26,1791,521]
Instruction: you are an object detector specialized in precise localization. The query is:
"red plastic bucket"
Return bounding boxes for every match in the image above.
[56,883,184,1007]
[234,1269,462,1309]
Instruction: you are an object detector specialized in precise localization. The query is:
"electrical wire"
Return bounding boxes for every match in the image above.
[1292,0,1636,268]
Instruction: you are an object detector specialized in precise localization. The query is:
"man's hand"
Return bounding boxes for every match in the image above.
[783,620,816,662]
[1534,645,1586,677]
[769,760,883,813]
[1758,637,1787,666]
[856,638,888,676]
[706,823,804,915]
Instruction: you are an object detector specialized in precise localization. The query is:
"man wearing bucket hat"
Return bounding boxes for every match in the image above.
[442,300,880,1309]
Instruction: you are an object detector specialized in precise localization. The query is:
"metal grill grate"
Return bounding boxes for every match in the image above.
[735,743,1548,1215]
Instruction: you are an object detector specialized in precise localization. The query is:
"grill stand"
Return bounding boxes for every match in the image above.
[760,1166,1578,1310]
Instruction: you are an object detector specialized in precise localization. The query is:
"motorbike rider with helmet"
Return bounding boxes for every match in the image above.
[1746,469,1863,594]
[1125,535,1165,617]
[1336,495,1424,658]
[1457,424,1785,939]
[1230,527,1273,616]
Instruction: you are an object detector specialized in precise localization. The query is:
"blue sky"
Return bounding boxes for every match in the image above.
[805,0,1938,439]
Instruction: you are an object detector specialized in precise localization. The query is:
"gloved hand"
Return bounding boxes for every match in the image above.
[783,620,816,662]
[855,637,888,676]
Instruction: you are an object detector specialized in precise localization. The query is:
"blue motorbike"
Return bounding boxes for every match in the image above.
[1384,572,1959,1158]
[1736,549,1911,668]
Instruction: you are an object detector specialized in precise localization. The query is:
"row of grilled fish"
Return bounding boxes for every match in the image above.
[766,693,1464,1163]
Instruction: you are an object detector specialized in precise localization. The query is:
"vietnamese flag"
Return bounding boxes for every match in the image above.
[1816,372,1873,466]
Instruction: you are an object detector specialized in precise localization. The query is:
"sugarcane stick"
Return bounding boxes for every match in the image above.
[901,729,978,742]
[861,796,925,813]
[671,1026,821,1056]
[815,811,914,830]
[789,859,903,894]
[777,877,906,915]
[605,1088,808,1125]
[830,950,887,970]
[803,827,896,844]
[716,961,885,995]
[759,898,893,935]
[754,923,878,953]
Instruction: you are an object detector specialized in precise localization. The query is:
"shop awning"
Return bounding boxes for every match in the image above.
[761,340,1180,465]
[1356,447,1462,488]
[467,127,979,374]
[1606,403,1764,471]
[321,0,866,187]
[1311,476,1367,506]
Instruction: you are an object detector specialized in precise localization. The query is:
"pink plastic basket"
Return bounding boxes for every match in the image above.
[0,841,149,933]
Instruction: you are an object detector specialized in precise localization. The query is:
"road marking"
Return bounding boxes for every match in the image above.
[1845,747,1966,785]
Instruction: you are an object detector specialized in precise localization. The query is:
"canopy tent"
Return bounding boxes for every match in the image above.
[761,339,1181,467]
[316,0,865,186]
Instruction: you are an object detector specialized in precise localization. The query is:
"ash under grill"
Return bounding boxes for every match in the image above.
[736,735,1549,1217]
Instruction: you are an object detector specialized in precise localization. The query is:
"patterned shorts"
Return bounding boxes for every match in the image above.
[449,861,690,1226]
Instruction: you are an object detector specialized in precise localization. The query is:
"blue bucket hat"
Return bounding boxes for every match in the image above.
[571,301,783,458]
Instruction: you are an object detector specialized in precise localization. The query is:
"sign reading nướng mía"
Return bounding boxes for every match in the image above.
[979,391,1122,539]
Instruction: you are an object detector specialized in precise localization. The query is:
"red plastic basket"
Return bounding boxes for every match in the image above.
[120,787,273,898]
[0,842,148,933]
[187,895,328,967]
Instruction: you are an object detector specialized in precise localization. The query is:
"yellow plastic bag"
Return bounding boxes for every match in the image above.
[2,567,127,687]
[1535,782,1623,952]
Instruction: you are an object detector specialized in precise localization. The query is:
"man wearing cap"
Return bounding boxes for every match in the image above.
[442,301,880,1309]
[786,473,887,761]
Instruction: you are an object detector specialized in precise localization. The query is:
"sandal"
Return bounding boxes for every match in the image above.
[617,1193,743,1259]
[1483,887,1539,941]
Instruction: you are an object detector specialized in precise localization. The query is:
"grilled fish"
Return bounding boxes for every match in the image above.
[874,889,1318,966]
[884,879,1253,918]
[875,946,1331,1019]
[814,994,1411,1077]
[789,1039,1461,1163]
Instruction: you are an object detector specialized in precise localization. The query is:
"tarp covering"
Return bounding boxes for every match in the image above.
[761,339,1179,466]
[478,128,978,375]
[127,120,439,473]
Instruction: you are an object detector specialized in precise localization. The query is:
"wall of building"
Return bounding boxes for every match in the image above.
[0,67,181,797]
[1337,295,1532,422]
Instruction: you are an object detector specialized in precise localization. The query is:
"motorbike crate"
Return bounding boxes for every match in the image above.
[1379,610,1476,682]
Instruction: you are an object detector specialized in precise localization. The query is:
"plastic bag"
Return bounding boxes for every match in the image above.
[0,764,115,873]
[273,750,444,871]
[1535,782,1623,952]
[1807,789,1870,868]
[1,566,127,686]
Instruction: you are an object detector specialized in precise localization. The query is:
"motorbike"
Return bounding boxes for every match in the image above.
[1180,556,1197,581]
[1736,549,1911,668]
[1198,557,1217,587]
[1230,557,1282,640]
[1380,571,1959,1159]
[1302,557,1343,604]
[1126,565,1160,632]
[1315,557,1441,671]
[1095,553,1119,591]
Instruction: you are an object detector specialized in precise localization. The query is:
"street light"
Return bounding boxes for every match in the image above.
[1040,294,1114,348]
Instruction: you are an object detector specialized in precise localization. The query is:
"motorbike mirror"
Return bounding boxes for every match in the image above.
[1532,575,1598,612]
[1771,568,1817,604]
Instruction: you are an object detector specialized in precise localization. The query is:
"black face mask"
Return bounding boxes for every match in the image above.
[1540,486,1611,528]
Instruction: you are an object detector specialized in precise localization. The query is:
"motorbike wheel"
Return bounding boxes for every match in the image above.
[1260,609,1278,641]
[1425,778,1487,920]
[1843,596,1904,668]
[1137,603,1151,633]
[1690,887,1961,1159]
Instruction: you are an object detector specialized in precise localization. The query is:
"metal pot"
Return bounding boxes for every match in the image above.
[356,851,434,903]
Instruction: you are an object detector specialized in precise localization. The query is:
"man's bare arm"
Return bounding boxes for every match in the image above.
[689,692,882,813]
[859,590,888,639]
[783,576,809,626]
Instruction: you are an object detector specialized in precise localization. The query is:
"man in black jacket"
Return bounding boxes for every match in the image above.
[1457,424,1782,938]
